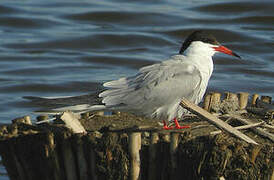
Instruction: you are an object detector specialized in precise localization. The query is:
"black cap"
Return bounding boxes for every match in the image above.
[179,31,219,54]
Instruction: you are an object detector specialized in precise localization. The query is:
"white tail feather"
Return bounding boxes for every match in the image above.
[53,104,106,112]
[35,104,106,115]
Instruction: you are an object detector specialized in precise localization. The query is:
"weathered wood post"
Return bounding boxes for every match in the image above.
[128,132,141,180]
[252,94,259,105]
[203,93,212,111]
[238,92,249,110]
[148,132,159,180]
[170,132,179,180]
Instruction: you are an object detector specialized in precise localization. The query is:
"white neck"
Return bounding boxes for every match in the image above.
[182,41,217,77]
[183,41,217,58]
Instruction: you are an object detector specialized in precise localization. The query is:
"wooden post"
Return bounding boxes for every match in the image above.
[161,133,170,142]
[261,96,272,104]
[89,148,97,180]
[0,140,26,180]
[83,135,98,180]
[61,133,78,180]
[12,116,31,125]
[45,133,62,180]
[225,92,238,101]
[148,133,159,180]
[23,116,32,125]
[203,93,212,111]
[129,132,141,180]
[252,94,259,106]
[170,133,179,179]
[210,92,222,112]
[211,92,221,105]
[72,135,88,180]
[238,92,249,110]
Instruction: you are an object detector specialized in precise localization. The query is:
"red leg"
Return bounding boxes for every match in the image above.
[163,120,174,130]
[174,118,191,129]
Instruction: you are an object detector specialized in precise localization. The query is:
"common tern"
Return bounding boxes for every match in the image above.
[27,30,241,129]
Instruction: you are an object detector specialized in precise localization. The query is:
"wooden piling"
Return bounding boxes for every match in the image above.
[208,92,222,112]
[261,96,272,104]
[45,132,62,180]
[72,135,88,180]
[211,92,221,104]
[238,92,249,110]
[170,132,179,180]
[61,133,78,180]
[252,94,259,106]
[12,116,31,125]
[82,135,98,180]
[225,92,238,101]
[129,132,141,180]
[0,140,26,180]
[148,133,159,180]
[203,93,212,111]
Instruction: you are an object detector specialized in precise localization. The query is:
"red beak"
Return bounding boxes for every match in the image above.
[213,46,241,59]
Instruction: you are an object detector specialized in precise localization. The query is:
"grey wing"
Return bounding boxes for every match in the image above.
[99,60,203,111]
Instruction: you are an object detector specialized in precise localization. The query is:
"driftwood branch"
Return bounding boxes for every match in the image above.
[180,98,258,145]
[210,122,264,135]
[222,114,274,143]
[263,124,274,130]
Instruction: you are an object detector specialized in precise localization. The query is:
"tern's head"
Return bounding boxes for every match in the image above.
[180,30,240,58]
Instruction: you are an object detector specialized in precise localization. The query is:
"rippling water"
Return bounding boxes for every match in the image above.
[0,0,274,122]
[0,0,273,178]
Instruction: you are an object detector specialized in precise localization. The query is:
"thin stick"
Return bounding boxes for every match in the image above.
[210,122,264,135]
[180,98,258,145]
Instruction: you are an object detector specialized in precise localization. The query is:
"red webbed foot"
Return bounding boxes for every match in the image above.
[163,120,174,130]
[174,118,191,129]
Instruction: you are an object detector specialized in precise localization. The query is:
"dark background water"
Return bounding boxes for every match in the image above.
[0,0,274,178]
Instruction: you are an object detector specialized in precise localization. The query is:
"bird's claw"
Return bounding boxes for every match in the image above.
[175,124,191,129]
[174,119,191,129]
[163,120,174,130]
[163,119,191,130]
